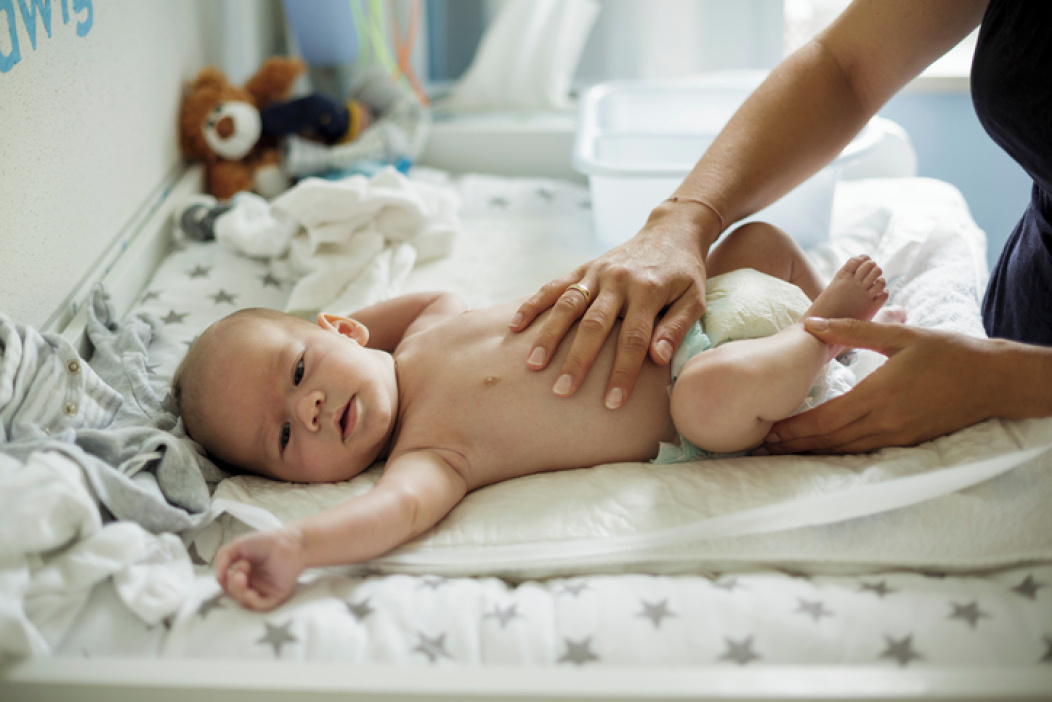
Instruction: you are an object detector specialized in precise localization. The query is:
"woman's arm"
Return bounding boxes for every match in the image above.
[764,318,1052,454]
[512,0,988,409]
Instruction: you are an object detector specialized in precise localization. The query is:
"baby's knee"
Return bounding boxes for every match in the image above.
[724,221,793,251]
[670,349,766,453]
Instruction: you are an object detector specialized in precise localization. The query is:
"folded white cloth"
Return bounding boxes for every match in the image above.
[216,167,460,316]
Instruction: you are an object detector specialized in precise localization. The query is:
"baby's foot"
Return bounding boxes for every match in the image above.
[804,255,889,360]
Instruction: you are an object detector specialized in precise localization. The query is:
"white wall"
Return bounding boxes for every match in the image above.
[0,0,211,327]
[575,0,783,84]
[0,0,285,329]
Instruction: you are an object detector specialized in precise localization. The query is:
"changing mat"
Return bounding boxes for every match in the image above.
[162,173,1052,578]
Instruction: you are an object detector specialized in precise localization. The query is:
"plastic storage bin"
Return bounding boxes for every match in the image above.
[573,76,881,249]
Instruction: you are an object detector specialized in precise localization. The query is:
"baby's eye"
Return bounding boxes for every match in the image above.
[280,423,290,451]
[293,358,304,385]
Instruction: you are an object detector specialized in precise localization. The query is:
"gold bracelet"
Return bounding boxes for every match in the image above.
[665,196,725,231]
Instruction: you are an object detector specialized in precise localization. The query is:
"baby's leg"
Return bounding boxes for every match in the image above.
[670,256,888,454]
[707,221,824,299]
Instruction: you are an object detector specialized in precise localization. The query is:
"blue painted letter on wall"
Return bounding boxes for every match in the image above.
[0,0,92,73]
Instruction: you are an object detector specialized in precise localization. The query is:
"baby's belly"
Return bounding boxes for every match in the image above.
[401,303,678,485]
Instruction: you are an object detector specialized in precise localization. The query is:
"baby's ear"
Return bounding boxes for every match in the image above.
[317,312,370,346]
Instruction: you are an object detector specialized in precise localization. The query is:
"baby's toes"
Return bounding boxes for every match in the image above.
[858,261,882,287]
[839,254,869,279]
[870,276,887,297]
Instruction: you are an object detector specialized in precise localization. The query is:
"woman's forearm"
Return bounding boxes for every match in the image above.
[672,0,987,231]
[989,339,1052,420]
[674,40,870,229]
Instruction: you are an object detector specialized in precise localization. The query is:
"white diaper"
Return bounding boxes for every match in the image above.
[655,269,851,464]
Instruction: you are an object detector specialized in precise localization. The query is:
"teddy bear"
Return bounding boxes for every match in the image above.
[180,57,381,201]
[178,56,308,200]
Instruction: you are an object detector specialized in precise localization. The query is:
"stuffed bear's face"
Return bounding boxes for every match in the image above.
[203,101,262,161]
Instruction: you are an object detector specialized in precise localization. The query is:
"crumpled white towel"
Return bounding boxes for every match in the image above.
[0,450,193,656]
[215,167,460,316]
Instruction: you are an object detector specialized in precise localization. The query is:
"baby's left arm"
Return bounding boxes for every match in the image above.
[216,448,469,611]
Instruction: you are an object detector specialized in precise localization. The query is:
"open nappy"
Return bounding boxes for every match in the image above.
[656,268,851,463]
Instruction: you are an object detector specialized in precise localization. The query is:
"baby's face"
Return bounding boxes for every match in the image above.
[194,313,398,482]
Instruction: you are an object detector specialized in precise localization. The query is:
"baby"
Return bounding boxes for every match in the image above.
[174,222,893,611]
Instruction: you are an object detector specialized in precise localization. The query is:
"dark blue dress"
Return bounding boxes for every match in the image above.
[972,0,1052,345]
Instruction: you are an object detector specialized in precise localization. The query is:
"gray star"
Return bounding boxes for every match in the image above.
[558,581,591,598]
[197,592,225,618]
[1011,574,1046,600]
[795,598,834,622]
[346,598,374,622]
[638,599,676,628]
[257,621,297,657]
[412,632,453,663]
[578,199,591,210]
[860,580,896,598]
[718,636,761,665]
[879,634,923,667]
[1041,636,1052,665]
[948,601,990,629]
[558,637,599,666]
[489,197,509,209]
[535,187,554,201]
[209,289,238,305]
[161,310,189,325]
[484,603,522,628]
[419,576,447,591]
[713,577,742,592]
[260,272,283,288]
[187,264,211,279]
[140,289,162,303]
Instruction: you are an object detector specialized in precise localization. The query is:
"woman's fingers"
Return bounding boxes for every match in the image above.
[510,271,580,336]
[763,390,878,454]
[550,287,622,397]
[650,287,707,364]
[523,275,603,373]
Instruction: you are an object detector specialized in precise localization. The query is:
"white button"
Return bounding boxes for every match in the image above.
[64,402,78,416]
[67,360,81,374]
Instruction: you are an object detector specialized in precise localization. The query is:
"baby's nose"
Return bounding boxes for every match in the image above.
[296,390,324,431]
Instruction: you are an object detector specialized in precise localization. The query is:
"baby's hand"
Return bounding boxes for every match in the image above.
[215,526,307,611]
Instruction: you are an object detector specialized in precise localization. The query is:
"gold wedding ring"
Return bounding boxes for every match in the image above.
[566,283,591,304]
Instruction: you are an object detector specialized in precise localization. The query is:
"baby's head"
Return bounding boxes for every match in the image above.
[173,308,398,483]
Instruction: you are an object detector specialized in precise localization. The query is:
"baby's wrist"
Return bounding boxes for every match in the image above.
[279,523,311,566]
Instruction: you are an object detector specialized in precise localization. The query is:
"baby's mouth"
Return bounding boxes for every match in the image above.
[340,396,358,440]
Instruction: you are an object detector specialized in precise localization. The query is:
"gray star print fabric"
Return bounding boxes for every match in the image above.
[60,565,1052,668]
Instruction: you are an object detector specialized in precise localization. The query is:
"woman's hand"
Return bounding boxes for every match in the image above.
[510,205,712,409]
[763,317,1001,454]
[215,526,307,611]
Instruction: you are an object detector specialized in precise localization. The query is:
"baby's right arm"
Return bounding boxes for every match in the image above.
[351,291,466,351]
[216,449,468,610]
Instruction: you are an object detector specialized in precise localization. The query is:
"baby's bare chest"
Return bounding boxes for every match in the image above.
[392,303,676,485]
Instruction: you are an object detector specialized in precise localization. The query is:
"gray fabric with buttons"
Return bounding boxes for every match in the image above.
[0,286,225,533]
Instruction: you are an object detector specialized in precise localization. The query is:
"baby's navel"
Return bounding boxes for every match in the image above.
[483,375,501,387]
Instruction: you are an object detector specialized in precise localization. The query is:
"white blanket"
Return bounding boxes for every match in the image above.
[215,167,460,317]
[202,176,1052,577]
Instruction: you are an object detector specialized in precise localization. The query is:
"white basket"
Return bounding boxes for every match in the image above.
[573,75,882,249]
